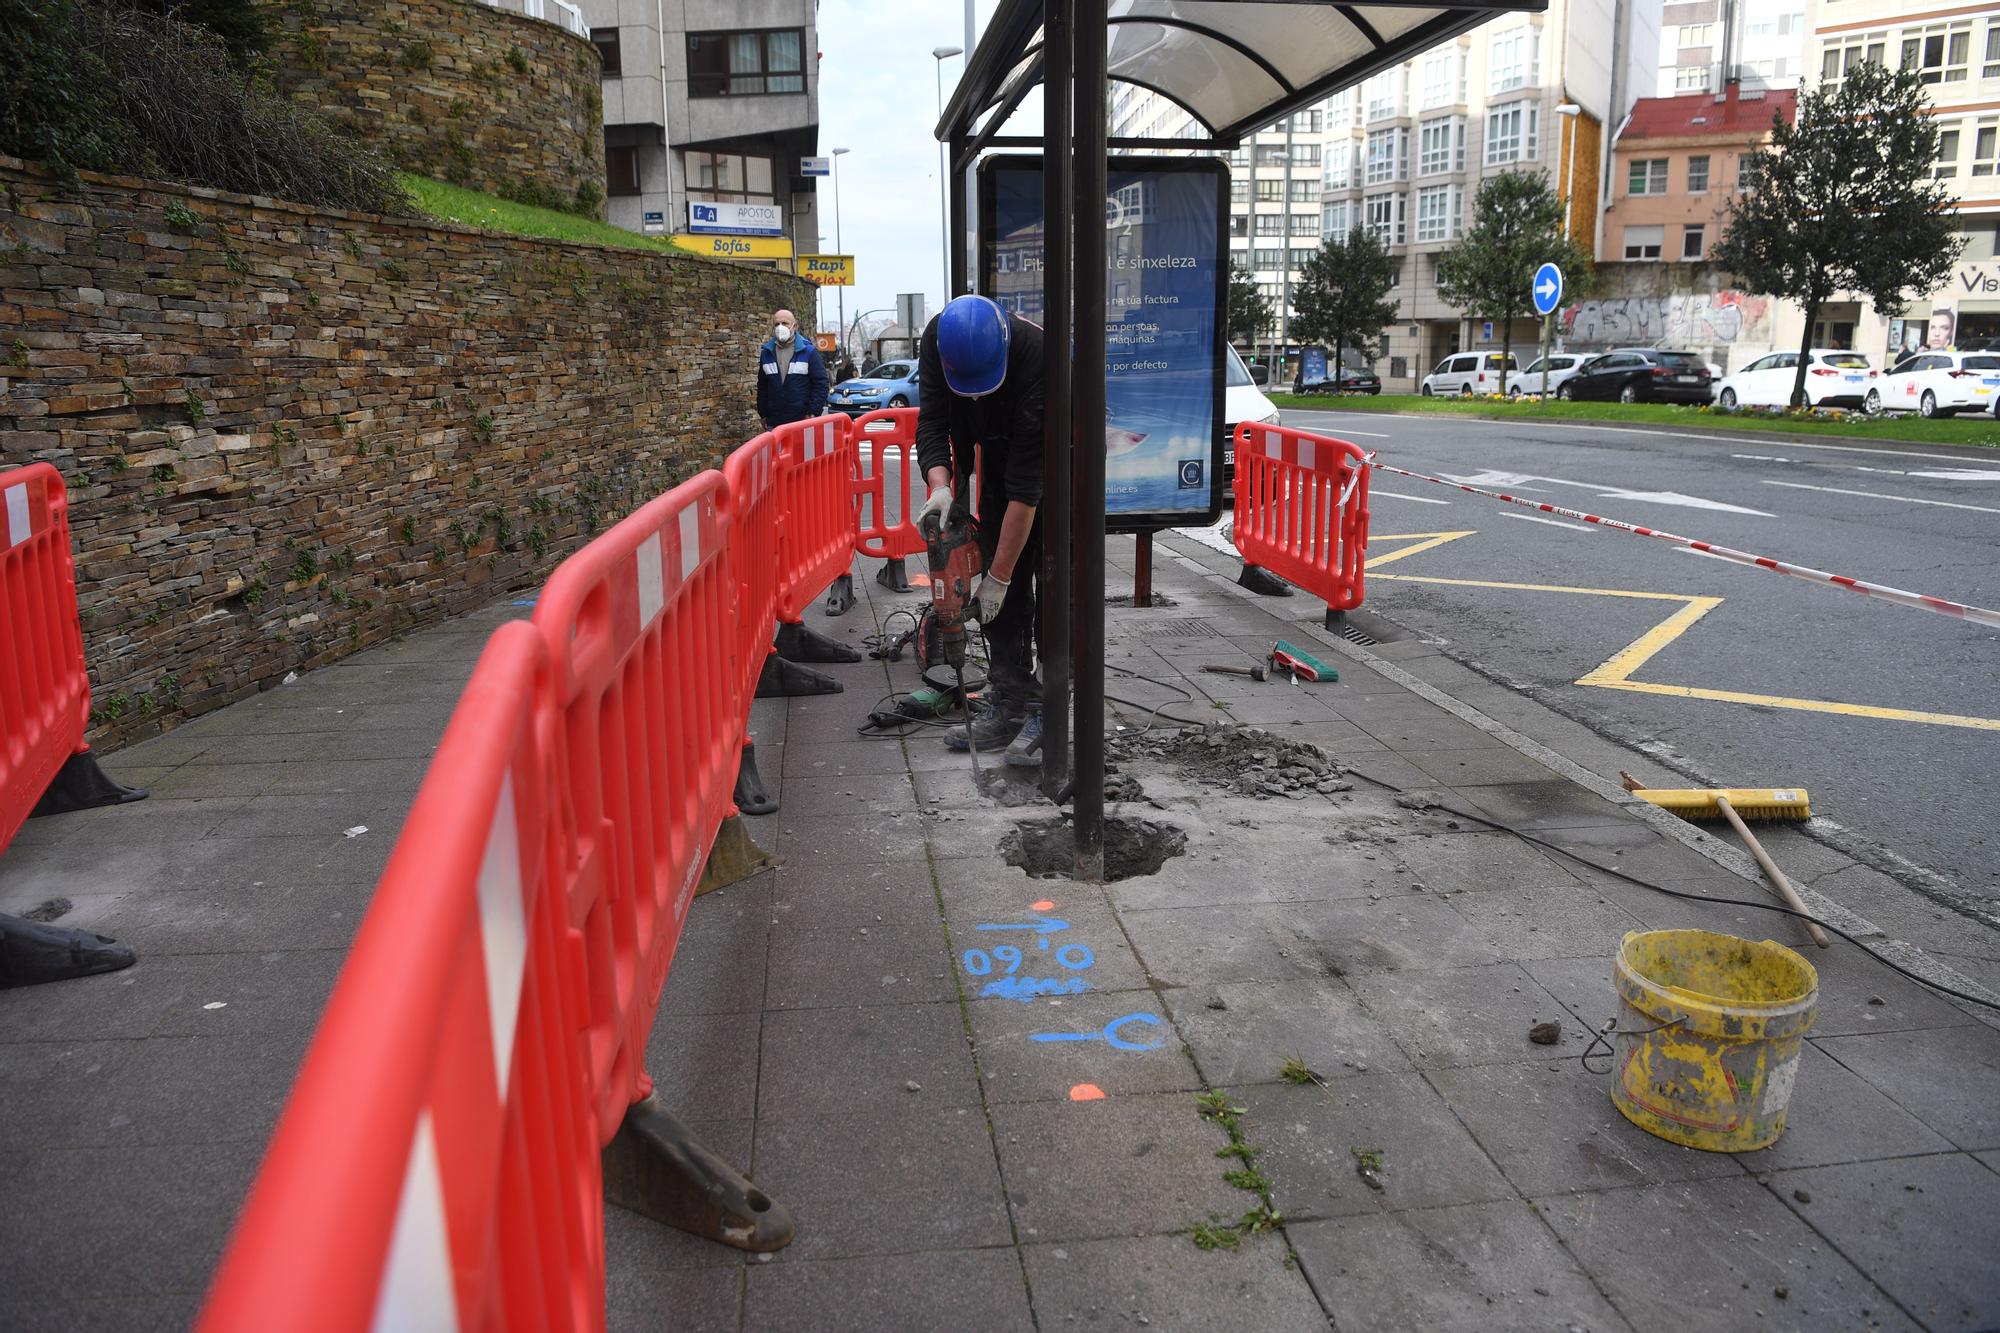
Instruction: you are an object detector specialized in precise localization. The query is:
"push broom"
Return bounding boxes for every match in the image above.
[1619,774,1830,949]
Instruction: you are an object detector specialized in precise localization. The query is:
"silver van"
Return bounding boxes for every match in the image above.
[1421,351,1517,397]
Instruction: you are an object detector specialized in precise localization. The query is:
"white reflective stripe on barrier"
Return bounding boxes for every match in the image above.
[636,534,664,627]
[371,1113,459,1333]
[678,507,701,582]
[4,482,27,547]
[476,773,526,1098]
[1299,439,1316,471]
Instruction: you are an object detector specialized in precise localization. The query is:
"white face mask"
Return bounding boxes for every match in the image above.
[774,324,794,343]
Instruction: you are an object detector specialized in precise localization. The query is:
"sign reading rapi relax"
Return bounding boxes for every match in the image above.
[687,201,784,237]
[796,254,855,287]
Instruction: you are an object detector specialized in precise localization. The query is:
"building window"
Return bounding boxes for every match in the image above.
[685,152,773,201]
[1289,179,1320,202]
[1489,27,1539,94]
[1738,155,1762,192]
[590,27,622,75]
[1255,213,1286,236]
[1623,225,1664,260]
[1933,128,1960,179]
[1291,144,1322,168]
[1230,178,1249,205]
[1324,142,1351,190]
[1484,103,1538,166]
[1687,154,1710,192]
[606,146,641,197]
[1682,224,1705,260]
[1628,159,1669,195]
[1365,70,1401,122]
[1901,24,1972,84]
[1414,185,1462,242]
[687,29,805,97]
[1419,51,1462,110]
[1985,23,2000,79]
[1225,147,1250,167]
[1973,120,1997,177]
[1258,282,1282,305]
[1290,212,1318,236]
[1323,200,1351,241]
[1252,247,1284,270]
[1292,109,1322,134]
[1253,143,1290,168]
[1675,66,1710,92]
[1364,192,1405,246]
[1366,128,1408,184]
[1229,214,1249,238]
[1418,117,1465,175]
[1678,23,1714,47]
[1820,34,1886,84]
[1256,179,1284,203]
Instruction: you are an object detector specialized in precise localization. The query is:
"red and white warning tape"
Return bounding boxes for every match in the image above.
[1365,455,2000,630]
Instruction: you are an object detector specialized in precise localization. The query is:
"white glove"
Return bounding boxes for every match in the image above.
[917,484,953,530]
[971,572,1010,623]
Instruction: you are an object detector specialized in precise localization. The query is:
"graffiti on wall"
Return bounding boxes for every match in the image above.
[1560,291,1772,347]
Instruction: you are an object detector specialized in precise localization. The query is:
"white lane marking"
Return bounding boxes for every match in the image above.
[1762,480,2000,515]
[1371,489,1452,505]
[1443,469,1771,516]
[1505,512,1595,532]
[1899,468,2000,482]
[1299,410,1988,463]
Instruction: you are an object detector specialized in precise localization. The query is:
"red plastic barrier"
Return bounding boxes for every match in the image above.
[724,431,782,711]
[849,408,926,562]
[1231,422,1372,612]
[773,415,857,622]
[532,471,739,1140]
[0,463,91,855]
[202,623,602,1332]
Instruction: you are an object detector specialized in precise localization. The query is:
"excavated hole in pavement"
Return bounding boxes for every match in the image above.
[1000,815,1188,882]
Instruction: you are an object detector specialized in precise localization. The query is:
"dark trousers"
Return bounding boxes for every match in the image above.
[981,524,1041,716]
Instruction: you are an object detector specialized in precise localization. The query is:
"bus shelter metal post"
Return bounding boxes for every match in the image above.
[1071,2,1107,882]
[1039,0,1074,798]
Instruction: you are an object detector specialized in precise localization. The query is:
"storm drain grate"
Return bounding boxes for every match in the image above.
[1336,622,1379,647]
[1147,617,1221,638]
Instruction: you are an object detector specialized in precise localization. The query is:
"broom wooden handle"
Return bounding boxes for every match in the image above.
[1716,796,1831,949]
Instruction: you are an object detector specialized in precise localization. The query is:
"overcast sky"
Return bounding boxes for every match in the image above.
[811,0,1012,342]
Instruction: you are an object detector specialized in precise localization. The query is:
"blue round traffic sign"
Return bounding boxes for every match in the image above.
[1532,263,1564,316]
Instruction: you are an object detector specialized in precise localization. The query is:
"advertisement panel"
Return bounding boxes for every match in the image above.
[687,201,785,236]
[1301,347,1328,387]
[797,254,856,286]
[980,156,1226,532]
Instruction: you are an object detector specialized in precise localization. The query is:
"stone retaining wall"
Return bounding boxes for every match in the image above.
[0,156,811,748]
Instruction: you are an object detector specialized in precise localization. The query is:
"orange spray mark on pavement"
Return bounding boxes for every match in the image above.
[1032,900,1055,911]
[1069,1084,1105,1102]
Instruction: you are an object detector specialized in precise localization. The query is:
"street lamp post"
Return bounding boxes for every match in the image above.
[933,45,965,311]
[1548,103,1583,406]
[831,147,850,366]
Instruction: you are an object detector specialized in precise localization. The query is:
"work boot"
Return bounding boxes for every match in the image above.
[1002,710,1043,767]
[944,702,1022,752]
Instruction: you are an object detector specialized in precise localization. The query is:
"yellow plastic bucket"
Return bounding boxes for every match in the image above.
[1609,929,1818,1152]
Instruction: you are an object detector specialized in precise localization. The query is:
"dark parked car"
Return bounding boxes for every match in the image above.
[1559,348,1713,404]
[1296,359,1382,395]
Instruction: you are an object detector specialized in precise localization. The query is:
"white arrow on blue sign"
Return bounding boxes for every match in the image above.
[1532,263,1564,316]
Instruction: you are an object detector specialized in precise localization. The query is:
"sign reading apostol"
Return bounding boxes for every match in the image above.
[980,157,1227,532]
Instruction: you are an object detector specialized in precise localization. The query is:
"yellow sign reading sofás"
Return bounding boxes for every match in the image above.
[668,234,796,261]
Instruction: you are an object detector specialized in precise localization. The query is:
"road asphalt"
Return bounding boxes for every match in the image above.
[1186,408,2000,918]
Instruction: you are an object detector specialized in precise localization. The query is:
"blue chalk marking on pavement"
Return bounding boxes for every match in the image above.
[975,914,1069,937]
[511,597,539,606]
[981,975,1090,1003]
[1031,1012,1167,1052]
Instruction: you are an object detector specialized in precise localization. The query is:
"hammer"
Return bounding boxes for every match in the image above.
[1200,663,1267,682]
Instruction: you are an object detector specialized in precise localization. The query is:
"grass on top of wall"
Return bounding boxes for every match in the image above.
[399,174,681,254]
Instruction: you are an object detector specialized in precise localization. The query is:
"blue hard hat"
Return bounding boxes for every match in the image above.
[936,295,1009,397]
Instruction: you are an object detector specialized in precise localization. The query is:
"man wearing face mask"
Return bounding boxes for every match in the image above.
[757,308,829,431]
[915,294,1047,761]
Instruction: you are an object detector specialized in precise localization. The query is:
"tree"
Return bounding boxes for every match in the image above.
[1226,261,1273,349]
[1290,229,1401,386]
[1435,170,1595,391]
[1713,62,1964,409]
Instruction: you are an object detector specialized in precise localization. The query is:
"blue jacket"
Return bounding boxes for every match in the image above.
[756,338,828,427]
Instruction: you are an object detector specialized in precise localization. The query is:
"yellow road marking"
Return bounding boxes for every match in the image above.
[1364,532,1478,569]
[1369,547,2000,733]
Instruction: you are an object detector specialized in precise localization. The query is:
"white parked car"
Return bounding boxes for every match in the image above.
[1221,343,1281,483]
[1716,349,1876,410]
[1504,354,1586,398]
[1421,351,1516,397]
[1874,350,2000,417]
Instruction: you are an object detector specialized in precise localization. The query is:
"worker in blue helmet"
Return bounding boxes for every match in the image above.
[915,295,1047,762]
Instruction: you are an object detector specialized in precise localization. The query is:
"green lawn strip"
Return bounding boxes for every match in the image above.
[398,174,685,255]
[1267,392,2000,448]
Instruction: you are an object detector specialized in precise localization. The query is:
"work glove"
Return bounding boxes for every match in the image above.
[971,572,1009,623]
[917,483,953,531]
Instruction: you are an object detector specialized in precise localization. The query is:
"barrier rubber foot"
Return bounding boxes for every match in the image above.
[875,557,912,593]
[774,619,862,664]
[604,1092,795,1252]
[1237,564,1293,597]
[697,814,782,897]
[733,741,777,816]
[823,573,857,618]
[0,914,138,989]
[1325,608,1347,631]
[755,653,843,698]
[29,751,149,819]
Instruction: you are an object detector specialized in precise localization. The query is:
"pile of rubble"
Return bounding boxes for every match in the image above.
[1112,725,1352,801]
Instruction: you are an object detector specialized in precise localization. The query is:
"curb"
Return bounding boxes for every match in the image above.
[1156,532,2000,1013]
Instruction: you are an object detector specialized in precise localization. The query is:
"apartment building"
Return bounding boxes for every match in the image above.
[1659,0,1814,95]
[1603,85,1795,267]
[579,0,820,257]
[1111,0,1659,390]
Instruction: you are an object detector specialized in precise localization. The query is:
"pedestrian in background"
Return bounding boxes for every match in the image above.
[757,309,828,429]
